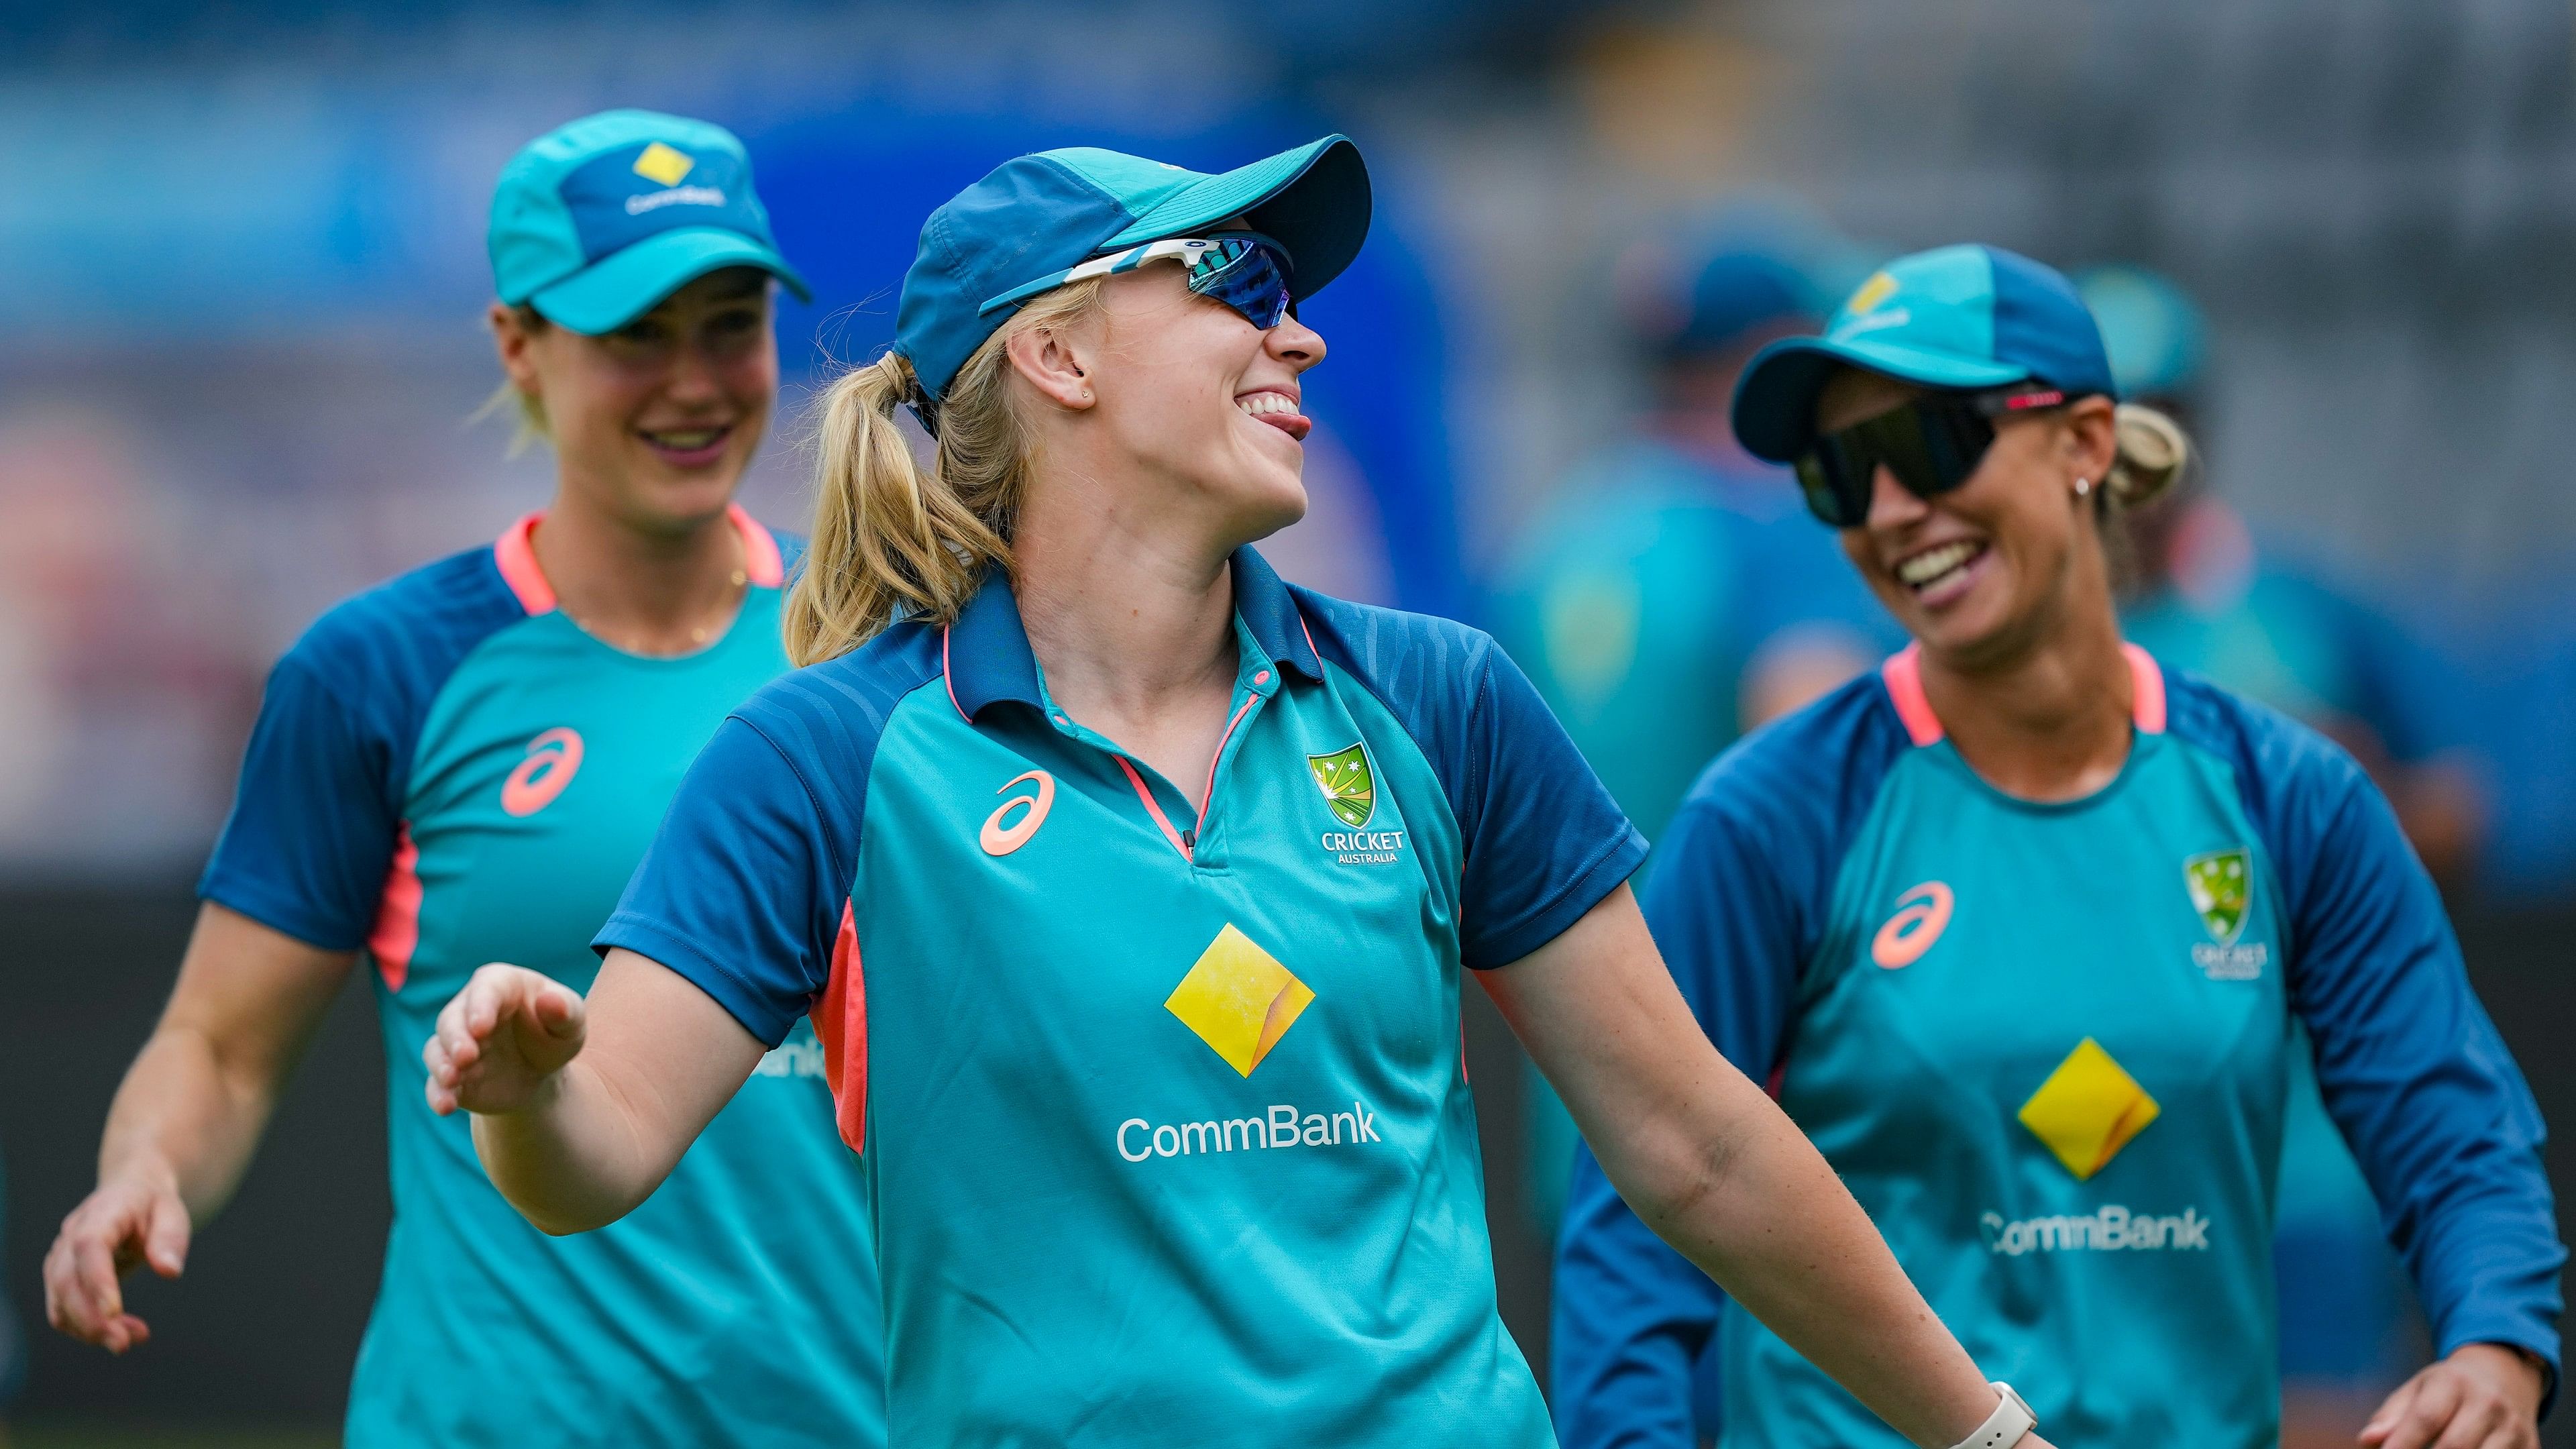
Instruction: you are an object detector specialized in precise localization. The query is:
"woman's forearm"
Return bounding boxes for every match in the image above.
[445,951,771,1234]
[97,1026,280,1218]
[99,904,356,1216]
[1491,888,2022,1449]
[469,1056,669,1234]
[1617,1090,2000,1447]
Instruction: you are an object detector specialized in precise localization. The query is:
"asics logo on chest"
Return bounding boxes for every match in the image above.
[500,728,584,816]
[1871,880,1953,968]
[980,770,1055,856]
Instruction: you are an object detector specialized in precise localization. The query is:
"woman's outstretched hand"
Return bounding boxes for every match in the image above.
[424,963,586,1116]
[2359,1343,2545,1449]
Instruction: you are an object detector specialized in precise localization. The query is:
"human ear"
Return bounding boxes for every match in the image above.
[1004,323,1097,414]
[2059,396,2118,486]
[489,303,543,399]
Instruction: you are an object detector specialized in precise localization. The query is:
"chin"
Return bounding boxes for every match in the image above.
[623,463,743,533]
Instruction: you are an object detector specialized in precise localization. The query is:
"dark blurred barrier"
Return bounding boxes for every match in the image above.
[3,884,2566,1436]
[2,885,386,1430]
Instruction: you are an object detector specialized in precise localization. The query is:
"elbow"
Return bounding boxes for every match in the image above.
[502,1184,630,1238]
[1612,1127,1739,1244]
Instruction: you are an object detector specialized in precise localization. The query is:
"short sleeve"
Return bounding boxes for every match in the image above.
[197,649,400,951]
[1453,643,1648,968]
[596,716,845,1047]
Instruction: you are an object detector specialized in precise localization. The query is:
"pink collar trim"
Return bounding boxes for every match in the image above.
[1879,641,2167,747]
[492,503,784,617]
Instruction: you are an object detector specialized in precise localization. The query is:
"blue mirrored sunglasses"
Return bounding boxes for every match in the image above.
[979,232,1296,330]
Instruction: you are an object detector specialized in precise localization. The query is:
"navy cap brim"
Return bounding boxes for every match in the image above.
[1102,136,1371,301]
[1731,334,2029,462]
[528,227,813,335]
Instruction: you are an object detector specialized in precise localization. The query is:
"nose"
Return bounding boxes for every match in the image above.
[1864,463,1929,530]
[661,336,726,405]
[1267,313,1326,371]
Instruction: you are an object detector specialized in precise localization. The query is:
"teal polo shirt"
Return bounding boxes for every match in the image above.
[600,546,1646,1447]
[199,510,883,1448]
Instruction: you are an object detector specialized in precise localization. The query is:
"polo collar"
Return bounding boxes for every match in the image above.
[941,545,1324,722]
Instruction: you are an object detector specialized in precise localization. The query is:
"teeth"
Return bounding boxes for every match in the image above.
[648,429,723,448]
[1235,393,1295,417]
[1897,541,1979,586]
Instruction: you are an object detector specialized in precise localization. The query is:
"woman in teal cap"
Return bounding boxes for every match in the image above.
[44,109,883,1448]
[1553,244,2560,1449]
[423,138,2053,1449]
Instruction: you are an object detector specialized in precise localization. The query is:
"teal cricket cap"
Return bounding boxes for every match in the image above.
[894,136,1371,409]
[1731,242,2116,463]
[488,109,811,335]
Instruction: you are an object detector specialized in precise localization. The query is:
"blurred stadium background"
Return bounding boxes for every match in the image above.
[5,0,2575,1443]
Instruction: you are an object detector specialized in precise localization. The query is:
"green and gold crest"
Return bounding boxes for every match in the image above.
[1307,743,1375,829]
[2184,848,2251,945]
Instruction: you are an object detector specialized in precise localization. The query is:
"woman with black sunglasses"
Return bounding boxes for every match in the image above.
[1553,244,2562,1449]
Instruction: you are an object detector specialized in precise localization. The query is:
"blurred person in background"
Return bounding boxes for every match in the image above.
[42,110,883,1448]
[1495,227,1902,1294]
[0,414,264,869]
[2092,266,2486,891]
[1496,227,1899,845]
[1554,245,2562,1449]
[2087,263,2443,1446]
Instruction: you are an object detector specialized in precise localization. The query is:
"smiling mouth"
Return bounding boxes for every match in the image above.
[1894,539,1988,596]
[1235,391,1311,441]
[639,425,733,463]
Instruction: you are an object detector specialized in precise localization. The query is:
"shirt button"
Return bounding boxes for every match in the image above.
[1053,712,1069,725]
[1254,670,1271,686]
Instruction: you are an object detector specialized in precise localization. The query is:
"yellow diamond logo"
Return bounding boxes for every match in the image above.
[1165,924,1313,1077]
[632,142,696,186]
[2017,1038,2159,1181]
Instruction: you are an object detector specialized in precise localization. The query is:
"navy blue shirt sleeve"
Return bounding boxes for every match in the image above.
[1552,680,1907,1449]
[1454,640,1650,967]
[1292,588,1647,969]
[2173,676,2565,1401]
[2255,714,2565,1390]
[596,714,847,1048]
[197,647,398,952]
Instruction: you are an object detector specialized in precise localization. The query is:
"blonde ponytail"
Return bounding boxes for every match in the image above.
[2104,402,2190,509]
[783,278,1108,665]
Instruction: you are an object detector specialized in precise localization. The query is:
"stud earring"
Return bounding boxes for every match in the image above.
[2073,476,2092,498]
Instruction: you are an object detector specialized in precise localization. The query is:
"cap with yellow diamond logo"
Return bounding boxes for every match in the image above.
[2184,847,2250,945]
[1165,924,1315,1077]
[487,108,810,335]
[1307,743,1375,830]
[631,140,696,188]
[2017,1037,2160,1181]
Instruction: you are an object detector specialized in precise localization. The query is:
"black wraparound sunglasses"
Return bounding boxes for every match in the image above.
[1794,385,2085,528]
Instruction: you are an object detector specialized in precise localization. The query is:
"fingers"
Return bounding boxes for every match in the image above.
[531,981,586,1038]
[43,1197,148,1352]
[143,1192,193,1279]
[2369,1367,2464,1449]
[423,1032,458,1115]
[2363,1378,2422,1449]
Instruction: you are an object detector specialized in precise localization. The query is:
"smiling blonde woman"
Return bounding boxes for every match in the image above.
[45,109,884,1448]
[423,138,2059,1449]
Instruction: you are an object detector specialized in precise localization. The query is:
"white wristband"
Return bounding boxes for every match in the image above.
[1947,1382,2035,1449]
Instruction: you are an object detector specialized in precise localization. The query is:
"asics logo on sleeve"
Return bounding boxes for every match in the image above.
[1870,881,1953,968]
[979,769,1055,856]
[500,727,584,816]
